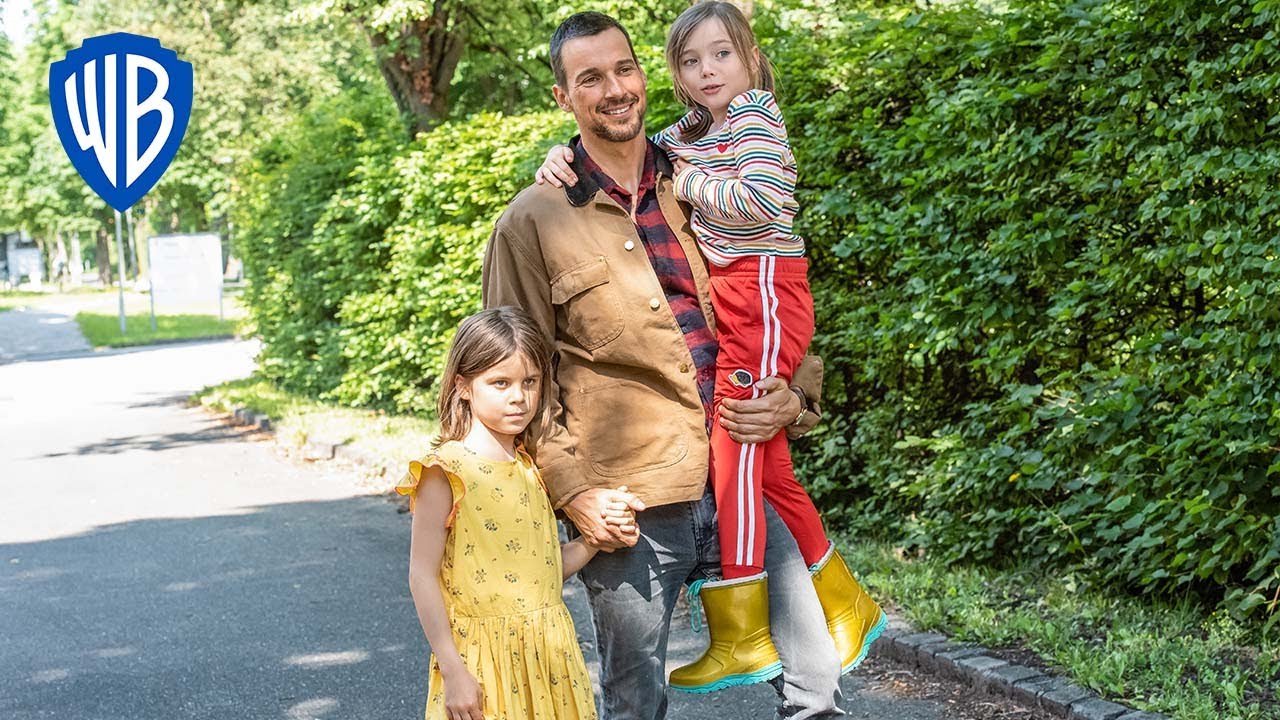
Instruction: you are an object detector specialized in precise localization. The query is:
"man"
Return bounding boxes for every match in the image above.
[482,11,842,720]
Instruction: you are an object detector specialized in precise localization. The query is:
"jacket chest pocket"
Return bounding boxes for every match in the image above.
[550,256,624,351]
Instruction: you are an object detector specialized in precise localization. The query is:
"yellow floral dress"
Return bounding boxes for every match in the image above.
[397,441,597,720]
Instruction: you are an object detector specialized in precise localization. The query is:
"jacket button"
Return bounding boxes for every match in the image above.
[679,362,690,373]
[624,240,635,251]
[649,298,661,311]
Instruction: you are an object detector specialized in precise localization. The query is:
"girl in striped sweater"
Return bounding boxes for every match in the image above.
[537,1,884,695]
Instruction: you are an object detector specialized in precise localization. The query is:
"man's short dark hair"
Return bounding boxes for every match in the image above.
[549,11,638,88]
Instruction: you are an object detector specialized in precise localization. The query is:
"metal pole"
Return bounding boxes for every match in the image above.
[218,234,225,322]
[130,210,155,332]
[114,209,126,335]
[148,236,157,332]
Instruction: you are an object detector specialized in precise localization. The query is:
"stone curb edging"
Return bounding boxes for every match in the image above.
[221,405,388,476]
[229,406,273,432]
[871,616,1167,720]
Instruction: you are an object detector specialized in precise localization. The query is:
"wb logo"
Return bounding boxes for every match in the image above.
[49,33,193,212]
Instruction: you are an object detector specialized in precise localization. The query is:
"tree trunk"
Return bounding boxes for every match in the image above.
[95,230,111,285]
[69,231,83,286]
[362,1,467,137]
[38,227,55,284]
[53,231,68,291]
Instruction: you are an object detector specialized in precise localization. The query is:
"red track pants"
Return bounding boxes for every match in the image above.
[710,255,829,579]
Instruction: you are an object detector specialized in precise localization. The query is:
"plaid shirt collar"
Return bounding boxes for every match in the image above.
[563,135,674,208]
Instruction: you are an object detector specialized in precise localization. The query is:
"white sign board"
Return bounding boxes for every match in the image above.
[9,247,43,284]
[148,233,222,311]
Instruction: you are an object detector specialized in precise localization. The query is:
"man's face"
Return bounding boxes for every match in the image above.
[553,28,647,143]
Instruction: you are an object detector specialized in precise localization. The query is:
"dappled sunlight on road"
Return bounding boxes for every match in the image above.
[284,650,371,668]
[286,697,341,719]
[162,581,201,592]
[28,669,70,684]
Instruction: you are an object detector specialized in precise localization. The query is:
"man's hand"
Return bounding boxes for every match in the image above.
[719,376,801,444]
[563,486,646,552]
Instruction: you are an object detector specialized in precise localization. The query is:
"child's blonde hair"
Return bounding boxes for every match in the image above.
[435,306,552,452]
[666,1,776,142]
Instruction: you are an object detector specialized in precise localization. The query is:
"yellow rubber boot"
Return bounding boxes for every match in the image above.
[668,573,783,693]
[810,543,887,674]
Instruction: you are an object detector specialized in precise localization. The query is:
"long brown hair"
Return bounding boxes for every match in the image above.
[666,1,776,143]
[434,307,552,452]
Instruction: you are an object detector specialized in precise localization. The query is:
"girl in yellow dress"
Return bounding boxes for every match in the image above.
[398,306,636,720]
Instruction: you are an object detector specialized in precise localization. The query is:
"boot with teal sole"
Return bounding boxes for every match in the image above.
[669,572,783,693]
[810,543,887,674]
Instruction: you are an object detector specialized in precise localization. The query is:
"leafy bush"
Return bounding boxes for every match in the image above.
[331,111,574,410]
[778,0,1280,624]
[233,86,403,398]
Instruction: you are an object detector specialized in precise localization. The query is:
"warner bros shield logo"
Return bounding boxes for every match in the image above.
[49,33,193,213]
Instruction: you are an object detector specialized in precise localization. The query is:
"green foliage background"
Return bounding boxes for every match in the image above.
[229,0,1280,631]
[6,0,1269,638]
[780,0,1280,628]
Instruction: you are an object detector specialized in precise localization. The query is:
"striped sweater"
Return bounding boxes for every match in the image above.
[654,89,804,268]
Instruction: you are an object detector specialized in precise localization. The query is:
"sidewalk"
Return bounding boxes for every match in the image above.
[0,306,91,363]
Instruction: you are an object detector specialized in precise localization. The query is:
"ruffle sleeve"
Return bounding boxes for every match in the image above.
[396,449,467,528]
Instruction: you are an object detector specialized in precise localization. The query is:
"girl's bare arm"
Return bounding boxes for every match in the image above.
[408,466,485,719]
[561,537,600,579]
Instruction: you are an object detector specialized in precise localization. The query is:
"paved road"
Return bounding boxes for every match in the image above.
[0,306,92,363]
[0,338,1040,719]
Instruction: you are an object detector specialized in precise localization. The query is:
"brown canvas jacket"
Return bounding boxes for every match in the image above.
[482,141,819,509]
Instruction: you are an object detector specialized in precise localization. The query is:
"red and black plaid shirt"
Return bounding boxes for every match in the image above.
[579,141,719,431]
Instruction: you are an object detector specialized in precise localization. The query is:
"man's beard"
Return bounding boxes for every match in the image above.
[588,96,646,142]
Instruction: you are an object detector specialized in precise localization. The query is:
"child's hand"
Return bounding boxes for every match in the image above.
[443,667,485,719]
[534,145,577,188]
[602,484,642,537]
[564,486,646,551]
[673,158,693,178]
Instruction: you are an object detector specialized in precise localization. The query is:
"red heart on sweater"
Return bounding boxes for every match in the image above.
[717,142,731,153]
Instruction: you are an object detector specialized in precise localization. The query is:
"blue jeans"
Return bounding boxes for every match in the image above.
[576,489,844,720]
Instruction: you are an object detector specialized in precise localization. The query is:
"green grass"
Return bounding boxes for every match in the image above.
[0,290,60,311]
[193,376,438,476]
[0,287,116,312]
[0,297,33,312]
[839,538,1280,720]
[76,312,240,347]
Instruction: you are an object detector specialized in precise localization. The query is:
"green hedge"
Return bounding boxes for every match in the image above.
[234,88,403,399]
[776,0,1280,623]
[234,0,1280,623]
[331,112,575,410]
[236,98,575,410]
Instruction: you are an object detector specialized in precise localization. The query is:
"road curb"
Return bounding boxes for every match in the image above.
[221,405,388,475]
[871,616,1166,719]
